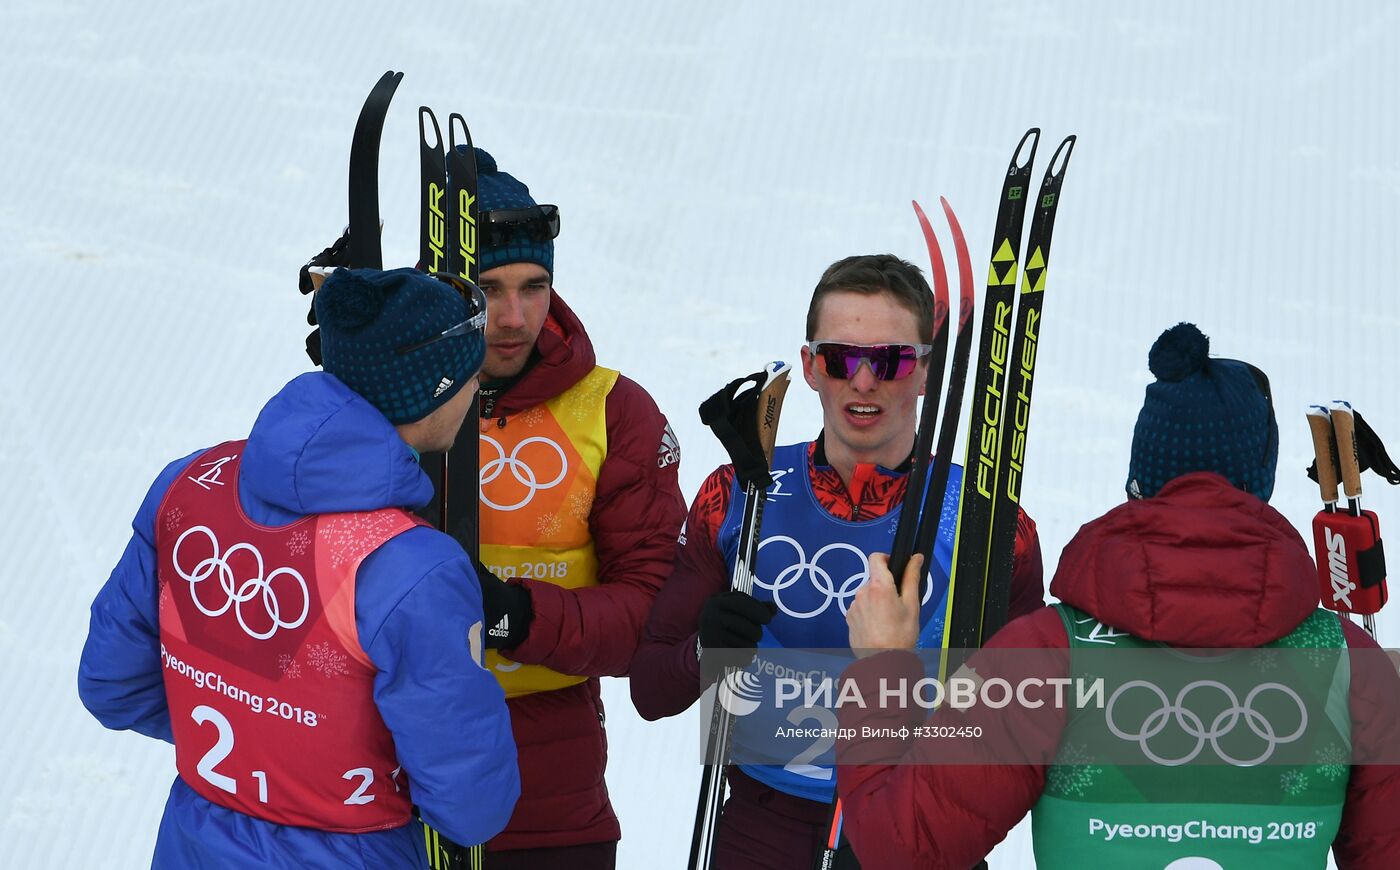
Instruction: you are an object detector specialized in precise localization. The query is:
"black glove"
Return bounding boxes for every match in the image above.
[298,230,353,365]
[699,369,775,489]
[1307,410,1400,486]
[699,591,776,651]
[475,562,534,650]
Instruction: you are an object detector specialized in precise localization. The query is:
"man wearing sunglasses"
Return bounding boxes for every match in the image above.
[456,149,687,869]
[630,253,1045,866]
[78,267,518,868]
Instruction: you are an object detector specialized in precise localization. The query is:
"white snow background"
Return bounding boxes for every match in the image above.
[3,1,1398,866]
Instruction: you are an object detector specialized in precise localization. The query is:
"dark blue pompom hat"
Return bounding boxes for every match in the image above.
[469,147,555,276]
[1126,323,1278,501]
[315,267,486,425]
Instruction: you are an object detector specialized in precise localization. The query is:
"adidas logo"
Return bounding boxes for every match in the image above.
[488,614,510,639]
[657,424,681,469]
[433,377,454,398]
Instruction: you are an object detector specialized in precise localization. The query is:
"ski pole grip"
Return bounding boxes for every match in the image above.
[755,365,791,468]
[1333,402,1364,500]
[1307,406,1340,505]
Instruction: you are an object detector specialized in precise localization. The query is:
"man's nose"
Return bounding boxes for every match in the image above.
[849,358,880,391]
[491,291,525,329]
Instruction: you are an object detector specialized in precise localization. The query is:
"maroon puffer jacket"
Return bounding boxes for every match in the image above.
[484,290,687,851]
[836,472,1400,869]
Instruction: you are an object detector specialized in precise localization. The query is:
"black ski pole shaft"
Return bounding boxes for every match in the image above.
[689,363,792,870]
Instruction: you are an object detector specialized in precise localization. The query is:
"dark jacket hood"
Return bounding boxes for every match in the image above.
[1049,472,1319,647]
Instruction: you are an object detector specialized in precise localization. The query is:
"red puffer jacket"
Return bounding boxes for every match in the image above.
[485,290,687,850]
[836,472,1400,869]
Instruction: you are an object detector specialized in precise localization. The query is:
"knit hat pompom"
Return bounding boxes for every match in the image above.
[315,268,386,332]
[1147,322,1210,383]
[473,146,498,174]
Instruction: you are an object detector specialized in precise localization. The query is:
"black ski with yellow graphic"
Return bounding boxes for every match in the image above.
[415,104,486,870]
[942,132,1075,655]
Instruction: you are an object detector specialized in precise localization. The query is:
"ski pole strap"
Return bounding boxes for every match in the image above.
[1308,410,1400,487]
[699,371,774,489]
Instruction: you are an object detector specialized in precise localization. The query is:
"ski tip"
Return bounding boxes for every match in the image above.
[1048,134,1076,177]
[764,360,792,382]
[1331,400,1354,413]
[1013,128,1041,169]
[449,113,475,149]
[1307,405,1331,418]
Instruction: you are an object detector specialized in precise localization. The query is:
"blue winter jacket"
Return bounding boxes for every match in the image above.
[78,372,520,868]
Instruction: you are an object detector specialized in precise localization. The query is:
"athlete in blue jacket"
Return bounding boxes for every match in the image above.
[79,268,519,868]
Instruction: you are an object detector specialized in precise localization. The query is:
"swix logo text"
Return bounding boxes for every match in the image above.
[975,300,1014,499]
[1325,528,1355,609]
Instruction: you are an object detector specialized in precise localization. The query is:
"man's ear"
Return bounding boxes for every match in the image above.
[800,345,819,391]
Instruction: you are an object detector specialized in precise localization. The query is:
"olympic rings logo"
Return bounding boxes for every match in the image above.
[172,525,310,641]
[754,536,933,620]
[479,435,568,512]
[1104,679,1308,766]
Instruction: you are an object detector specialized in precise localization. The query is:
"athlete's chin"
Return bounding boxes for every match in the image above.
[482,356,530,382]
[829,425,897,457]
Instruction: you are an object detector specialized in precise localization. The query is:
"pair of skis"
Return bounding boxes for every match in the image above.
[415,102,483,553]
[942,129,1075,657]
[343,71,486,870]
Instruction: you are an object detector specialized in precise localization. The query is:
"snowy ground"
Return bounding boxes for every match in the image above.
[4,1,1398,866]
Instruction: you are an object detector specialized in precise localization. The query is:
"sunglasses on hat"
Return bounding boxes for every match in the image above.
[396,273,489,355]
[482,204,560,248]
[806,341,933,381]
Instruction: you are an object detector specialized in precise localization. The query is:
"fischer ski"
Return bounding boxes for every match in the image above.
[417,106,450,531]
[689,362,793,870]
[415,104,486,870]
[443,114,482,555]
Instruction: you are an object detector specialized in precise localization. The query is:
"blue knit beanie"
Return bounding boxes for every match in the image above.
[470,147,554,276]
[1126,323,1278,501]
[315,267,485,425]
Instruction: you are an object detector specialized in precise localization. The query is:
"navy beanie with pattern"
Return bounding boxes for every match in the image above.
[469,146,554,276]
[315,267,485,425]
[1126,323,1278,501]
